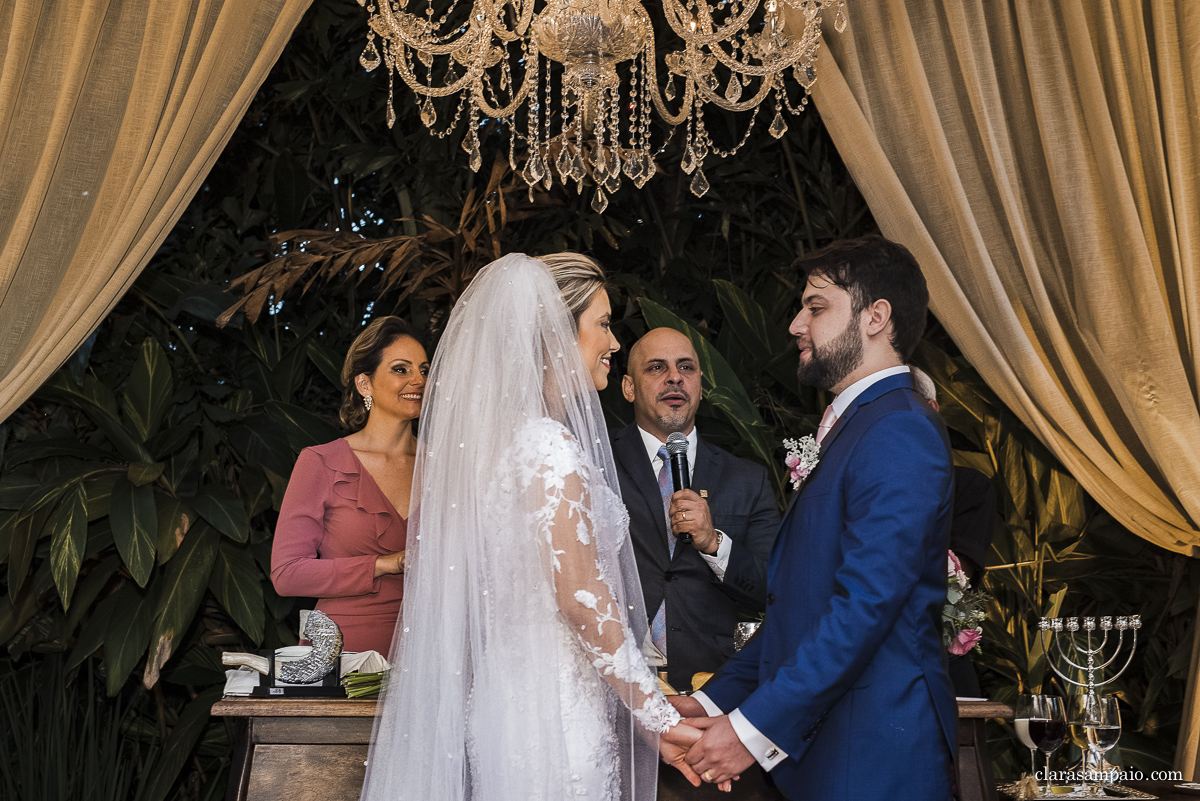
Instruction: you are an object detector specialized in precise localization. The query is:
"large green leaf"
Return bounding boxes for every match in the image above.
[155,494,193,565]
[48,481,89,608]
[39,372,153,463]
[1,437,113,467]
[189,485,249,543]
[7,509,48,603]
[0,469,39,509]
[100,581,158,694]
[143,523,220,688]
[133,686,223,801]
[639,298,783,486]
[110,478,158,587]
[61,554,121,641]
[266,399,342,452]
[121,338,174,442]
[209,540,265,644]
[307,339,346,389]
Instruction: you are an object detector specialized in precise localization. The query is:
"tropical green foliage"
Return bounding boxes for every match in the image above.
[0,0,1196,796]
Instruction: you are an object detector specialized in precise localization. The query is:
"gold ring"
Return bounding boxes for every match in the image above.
[703,771,714,783]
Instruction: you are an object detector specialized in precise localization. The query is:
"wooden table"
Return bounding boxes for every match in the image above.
[958,700,1012,801]
[211,697,1015,801]
[213,698,376,801]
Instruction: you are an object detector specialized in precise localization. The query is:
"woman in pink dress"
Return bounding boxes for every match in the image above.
[271,317,428,654]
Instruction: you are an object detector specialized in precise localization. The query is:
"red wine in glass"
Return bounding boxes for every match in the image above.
[1030,719,1066,752]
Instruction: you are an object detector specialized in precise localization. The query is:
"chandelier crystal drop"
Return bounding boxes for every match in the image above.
[359,0,845,204]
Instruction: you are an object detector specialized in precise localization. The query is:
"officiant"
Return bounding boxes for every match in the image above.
[611,327,780,692]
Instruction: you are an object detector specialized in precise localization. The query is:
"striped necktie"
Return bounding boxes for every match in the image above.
[650,444,674,655]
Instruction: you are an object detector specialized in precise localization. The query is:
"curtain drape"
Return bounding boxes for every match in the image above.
[798,0,1200,771]
[0,0,311,421]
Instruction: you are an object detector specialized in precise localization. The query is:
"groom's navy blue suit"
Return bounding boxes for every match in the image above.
[702,372,957,800]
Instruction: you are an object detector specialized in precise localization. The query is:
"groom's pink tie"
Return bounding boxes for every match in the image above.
[816,405,838,445]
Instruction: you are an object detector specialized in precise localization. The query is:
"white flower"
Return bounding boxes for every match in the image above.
[782,435,821,490]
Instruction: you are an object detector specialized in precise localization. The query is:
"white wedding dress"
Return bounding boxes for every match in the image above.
[466,417,679,799]
[361,254,676,801]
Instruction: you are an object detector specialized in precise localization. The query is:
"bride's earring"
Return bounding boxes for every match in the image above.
[364,395,373,412]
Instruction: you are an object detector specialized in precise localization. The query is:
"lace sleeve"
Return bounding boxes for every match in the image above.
[523,426,681,735]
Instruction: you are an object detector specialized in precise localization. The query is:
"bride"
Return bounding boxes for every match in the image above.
[360,253,711,800]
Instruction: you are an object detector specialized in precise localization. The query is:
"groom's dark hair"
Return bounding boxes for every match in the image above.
[797,235,929,361]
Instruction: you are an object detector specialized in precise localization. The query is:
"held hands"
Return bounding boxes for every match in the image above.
[668,490,719,555]
[660,722,734,792]
[663,697,738,790]
[373,550,405,578]
[683,715,756,787]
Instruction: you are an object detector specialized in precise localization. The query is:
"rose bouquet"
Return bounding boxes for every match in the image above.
[943,550,989,655]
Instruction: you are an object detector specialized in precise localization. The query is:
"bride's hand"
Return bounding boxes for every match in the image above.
[660,723,733,791]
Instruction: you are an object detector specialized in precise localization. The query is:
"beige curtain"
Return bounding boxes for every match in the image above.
[798,0,1200,771]
[0,0,311,420]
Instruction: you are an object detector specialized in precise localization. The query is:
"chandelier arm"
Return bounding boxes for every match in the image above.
[688,70,775,112]
[392,54,484,97]
[471,56,539,118]
[644,70,694,127]
[373,10,488,56]
[661,0,762,49]
[702,39,819,78]
[488,0,535,42]
[631,22,693,127]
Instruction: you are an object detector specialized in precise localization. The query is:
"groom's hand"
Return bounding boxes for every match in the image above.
[684,715,756,785]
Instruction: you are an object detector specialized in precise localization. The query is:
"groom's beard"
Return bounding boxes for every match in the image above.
[796,317,864,392]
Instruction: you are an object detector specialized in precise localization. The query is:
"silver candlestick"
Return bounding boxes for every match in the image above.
[1038,615,1141,694]
[1038,615,1142,787]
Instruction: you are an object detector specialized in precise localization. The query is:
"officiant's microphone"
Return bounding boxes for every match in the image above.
[665,432,692,544]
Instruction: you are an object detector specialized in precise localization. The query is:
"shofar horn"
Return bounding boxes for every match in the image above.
[222,652,271,674]
[277,610,344,684]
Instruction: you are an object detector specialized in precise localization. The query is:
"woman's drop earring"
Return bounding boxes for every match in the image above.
[364,395,373,412]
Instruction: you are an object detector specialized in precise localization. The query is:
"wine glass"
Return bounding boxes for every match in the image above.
[1068,693,1121,793]
[1015,694,1052,784]
[1032,696,1067,795]
[1084,695,1121,786]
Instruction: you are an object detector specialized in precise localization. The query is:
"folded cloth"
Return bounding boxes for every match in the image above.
[340,650,389,677]
[223,667,262,696]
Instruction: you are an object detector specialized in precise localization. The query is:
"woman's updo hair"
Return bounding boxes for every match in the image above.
[539,252,608,328]
[339,317,423,430]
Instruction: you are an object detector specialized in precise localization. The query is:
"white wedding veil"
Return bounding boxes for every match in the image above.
[361,253,658,801]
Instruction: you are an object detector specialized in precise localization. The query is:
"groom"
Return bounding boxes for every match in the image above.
[671,236,957,799]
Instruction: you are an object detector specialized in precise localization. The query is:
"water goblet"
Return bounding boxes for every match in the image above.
[1084,695,1121,787]
[1015,694,1057,787]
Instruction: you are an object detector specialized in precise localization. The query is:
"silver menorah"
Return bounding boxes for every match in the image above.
[1038,615,1142,694]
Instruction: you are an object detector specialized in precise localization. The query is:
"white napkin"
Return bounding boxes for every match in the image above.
[223,667,262,696]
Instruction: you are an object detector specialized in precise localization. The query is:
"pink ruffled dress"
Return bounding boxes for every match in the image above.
[271,438,407,655]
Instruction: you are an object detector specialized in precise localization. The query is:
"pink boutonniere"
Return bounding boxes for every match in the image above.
[783,435,821,491]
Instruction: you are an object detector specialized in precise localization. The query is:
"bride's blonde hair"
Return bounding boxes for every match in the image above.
[539,252,607,327]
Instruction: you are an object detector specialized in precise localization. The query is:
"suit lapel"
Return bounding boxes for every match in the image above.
[784,372,916,511]
[691,436,722,499]
[612,425,671,551]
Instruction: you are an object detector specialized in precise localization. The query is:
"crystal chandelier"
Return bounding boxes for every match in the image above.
[358,0,845,211]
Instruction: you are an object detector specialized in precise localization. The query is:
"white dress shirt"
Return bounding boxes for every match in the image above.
[692,365,911,771]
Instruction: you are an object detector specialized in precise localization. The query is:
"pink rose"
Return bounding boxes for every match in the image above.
[785,454,801,469]
[947,550,963,576]
[949,628,982,655]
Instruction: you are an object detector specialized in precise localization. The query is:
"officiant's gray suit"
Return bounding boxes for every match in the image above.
[611,423,780,691]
